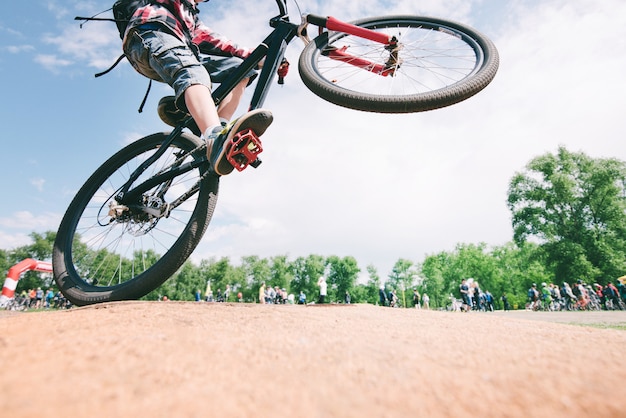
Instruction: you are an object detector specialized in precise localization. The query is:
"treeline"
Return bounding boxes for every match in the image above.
[0,232,621,310]
[2,147,626,309]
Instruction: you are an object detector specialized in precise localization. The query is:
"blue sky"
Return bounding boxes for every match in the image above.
[1,0,626,282]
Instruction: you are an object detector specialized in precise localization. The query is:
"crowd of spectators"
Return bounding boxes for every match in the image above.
[449,278,626,312]
[453,278,496,312]
[7,288,72,310]
[375,287,432,309]
[258,283,294,304]
[189,283,298,305]
[8,278,624,312]
[524,280,625,311]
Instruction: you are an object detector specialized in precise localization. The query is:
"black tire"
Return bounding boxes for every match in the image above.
[53,132,218,306]
[298,15,499,113]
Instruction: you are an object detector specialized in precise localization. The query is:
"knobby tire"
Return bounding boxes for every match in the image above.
[53,132,218,306]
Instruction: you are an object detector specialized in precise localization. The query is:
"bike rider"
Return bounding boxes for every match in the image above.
[122,0,273,175]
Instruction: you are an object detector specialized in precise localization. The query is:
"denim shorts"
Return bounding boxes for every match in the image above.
[124,27,256,110]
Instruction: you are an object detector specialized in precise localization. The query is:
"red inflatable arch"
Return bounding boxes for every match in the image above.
[0,258,53,306]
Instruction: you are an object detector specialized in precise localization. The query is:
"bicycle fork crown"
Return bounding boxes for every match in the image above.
[226,129,263,171]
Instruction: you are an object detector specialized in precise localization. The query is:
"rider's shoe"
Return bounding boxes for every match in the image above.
[157,96,201,136]
[205,109,273,176]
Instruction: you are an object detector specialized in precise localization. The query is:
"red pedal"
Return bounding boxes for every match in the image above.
[225,129,263,172]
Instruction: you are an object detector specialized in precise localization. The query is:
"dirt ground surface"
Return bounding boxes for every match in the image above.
[1,302,625,418]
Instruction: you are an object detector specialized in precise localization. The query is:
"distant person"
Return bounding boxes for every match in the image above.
[344,291,351,304]
[484,290,494,312]
[422,293,430,310]
[259,282,266,304]
[573,280,588,309]
[379,286,388,307]
[45,289,54,309]
[412,289,421,309]
[317,276,327,304]
[527,283,539,310]
[540,283,552,309]
[561,282,576,310]
[617,280,626,303]
[459,279,471,312]
[266,286,275,304]
[35,287,44,309]
[388,289,398,307]
[501,292,511,311]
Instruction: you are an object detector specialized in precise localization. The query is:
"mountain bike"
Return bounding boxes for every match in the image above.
[53,0,499,306]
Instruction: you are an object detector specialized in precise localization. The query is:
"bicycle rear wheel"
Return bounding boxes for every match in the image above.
[298,15,499,113]
[53,132,218,306]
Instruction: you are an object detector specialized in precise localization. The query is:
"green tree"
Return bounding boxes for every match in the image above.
[419,243,528,309]
[388,259,418,307]
[348,283,369,303]
[27,231,55,261]
[205,257,239,300]
[241,256,271,302]
[290,255,325,302]
[169,261,204,301]
[456,243,500,296]
[419,255,447,308]
[269,255,293,293]
[508,147,626,284]
[143,256,193,301]
[364,264,382,304]
[326,255,360,302]
[420,249,471,308]
[489,242,550,308]
[0,249,9,278]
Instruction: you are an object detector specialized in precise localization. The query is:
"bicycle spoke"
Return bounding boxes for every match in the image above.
[63,135,209,291]
[300,15,497,113]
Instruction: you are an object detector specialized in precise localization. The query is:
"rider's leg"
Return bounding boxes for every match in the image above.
[201,54,258,123]
[217,78,249,122]
[183,76,272,177]
[184,84,222,135]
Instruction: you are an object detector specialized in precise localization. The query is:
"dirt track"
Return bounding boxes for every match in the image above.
[1,302,625,417]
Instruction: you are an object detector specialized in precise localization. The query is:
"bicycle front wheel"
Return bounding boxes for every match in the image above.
[298,15,499,113]
[53,132,218,306]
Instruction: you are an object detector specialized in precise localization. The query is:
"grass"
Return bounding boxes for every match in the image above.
[569,322,626,331]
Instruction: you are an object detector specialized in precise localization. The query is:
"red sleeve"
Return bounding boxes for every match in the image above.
[192,19,252,59]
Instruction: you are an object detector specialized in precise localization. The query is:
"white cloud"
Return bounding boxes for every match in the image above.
[5,45,35,54]
[34,54,73,72]
[45,0,72,20]
[0,230,32,251]
[30,178,46,192]
[0,211,60,234]
[42,21,121,71]
[0,24,23,38]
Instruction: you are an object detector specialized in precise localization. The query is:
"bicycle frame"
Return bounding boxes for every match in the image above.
[116,0,399,208]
